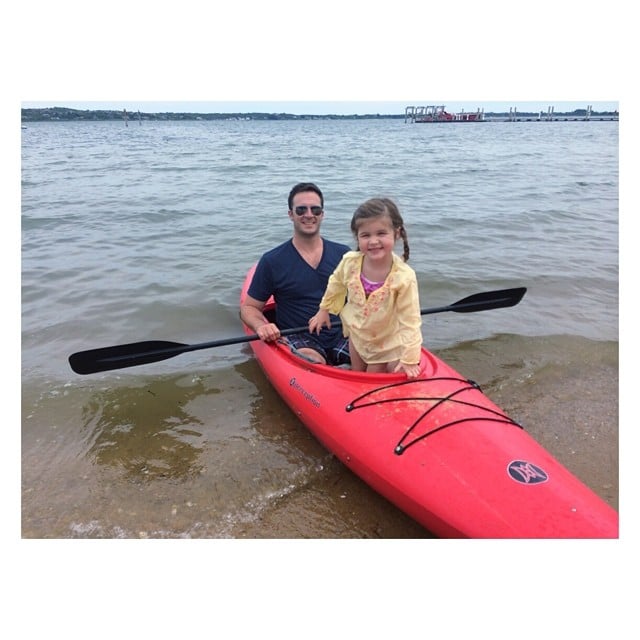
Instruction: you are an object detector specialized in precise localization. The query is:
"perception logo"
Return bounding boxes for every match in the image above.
[507,460,549,484]
[289,377,321,408]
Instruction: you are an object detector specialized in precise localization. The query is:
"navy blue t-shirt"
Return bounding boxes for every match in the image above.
[248,238,350,345]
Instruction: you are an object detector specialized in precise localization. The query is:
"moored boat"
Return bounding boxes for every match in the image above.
[240,267,618,538]
[406,105,486,123]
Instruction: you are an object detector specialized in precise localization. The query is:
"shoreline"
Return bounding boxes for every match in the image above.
[20,106,619,123]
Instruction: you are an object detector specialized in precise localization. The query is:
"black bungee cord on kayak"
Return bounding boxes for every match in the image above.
[346,377,522,455]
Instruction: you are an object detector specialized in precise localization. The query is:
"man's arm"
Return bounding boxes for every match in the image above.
[240,295,281,342]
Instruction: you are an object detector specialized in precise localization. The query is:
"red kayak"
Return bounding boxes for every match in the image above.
[240,268,618,538]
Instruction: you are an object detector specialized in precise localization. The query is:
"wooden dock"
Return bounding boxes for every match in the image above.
[405,104,618,123]
[405,105,485,123]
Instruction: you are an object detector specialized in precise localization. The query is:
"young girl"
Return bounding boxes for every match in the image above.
[309,198,422,377]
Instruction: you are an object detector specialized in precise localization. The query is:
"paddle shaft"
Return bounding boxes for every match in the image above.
[69,287,526,374]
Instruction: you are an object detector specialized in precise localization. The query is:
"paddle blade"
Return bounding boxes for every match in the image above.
[449,287,527,313]
[69,340,189,375]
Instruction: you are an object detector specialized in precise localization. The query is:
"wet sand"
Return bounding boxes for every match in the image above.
[22,335,618,539]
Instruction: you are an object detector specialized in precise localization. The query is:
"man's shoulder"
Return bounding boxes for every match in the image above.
[260,239,295,263]
[323,238,351,252]
[323,238,352,259]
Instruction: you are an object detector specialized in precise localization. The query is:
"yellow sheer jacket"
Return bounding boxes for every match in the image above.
[319,251,422,365]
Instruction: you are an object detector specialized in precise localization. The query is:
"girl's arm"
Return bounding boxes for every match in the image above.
[308,256,349,334]
[317,256,350,315]
[395,275,423,368]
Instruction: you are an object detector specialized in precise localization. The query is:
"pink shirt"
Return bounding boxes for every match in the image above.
[360,273,384,297]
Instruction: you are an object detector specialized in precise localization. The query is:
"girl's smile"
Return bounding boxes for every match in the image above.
[356,218,398,261]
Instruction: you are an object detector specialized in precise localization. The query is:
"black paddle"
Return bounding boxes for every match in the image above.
[69,287,526,375]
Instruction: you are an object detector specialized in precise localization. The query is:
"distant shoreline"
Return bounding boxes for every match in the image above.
[21,106,619,123]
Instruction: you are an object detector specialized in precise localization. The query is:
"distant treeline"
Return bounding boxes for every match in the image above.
[21,107,618,122]
[21,107,403,122]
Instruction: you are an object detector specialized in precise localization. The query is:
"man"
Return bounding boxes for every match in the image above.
[240,182,351,365]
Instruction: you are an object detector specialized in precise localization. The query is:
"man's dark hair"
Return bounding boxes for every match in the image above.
[288,182,324,210]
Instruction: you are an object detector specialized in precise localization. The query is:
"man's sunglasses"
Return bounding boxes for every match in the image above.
[294,205,323,216]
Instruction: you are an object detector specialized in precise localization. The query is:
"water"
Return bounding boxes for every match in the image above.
[21,118,619,538]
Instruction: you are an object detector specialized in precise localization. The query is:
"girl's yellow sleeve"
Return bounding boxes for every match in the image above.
[319,256,350,315]
[395,274,423,365]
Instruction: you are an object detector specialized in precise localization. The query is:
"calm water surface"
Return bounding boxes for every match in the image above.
[21,119,619,537]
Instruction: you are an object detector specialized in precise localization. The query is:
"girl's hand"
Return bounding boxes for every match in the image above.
[309,309,331,335]
[394,362,421,378]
